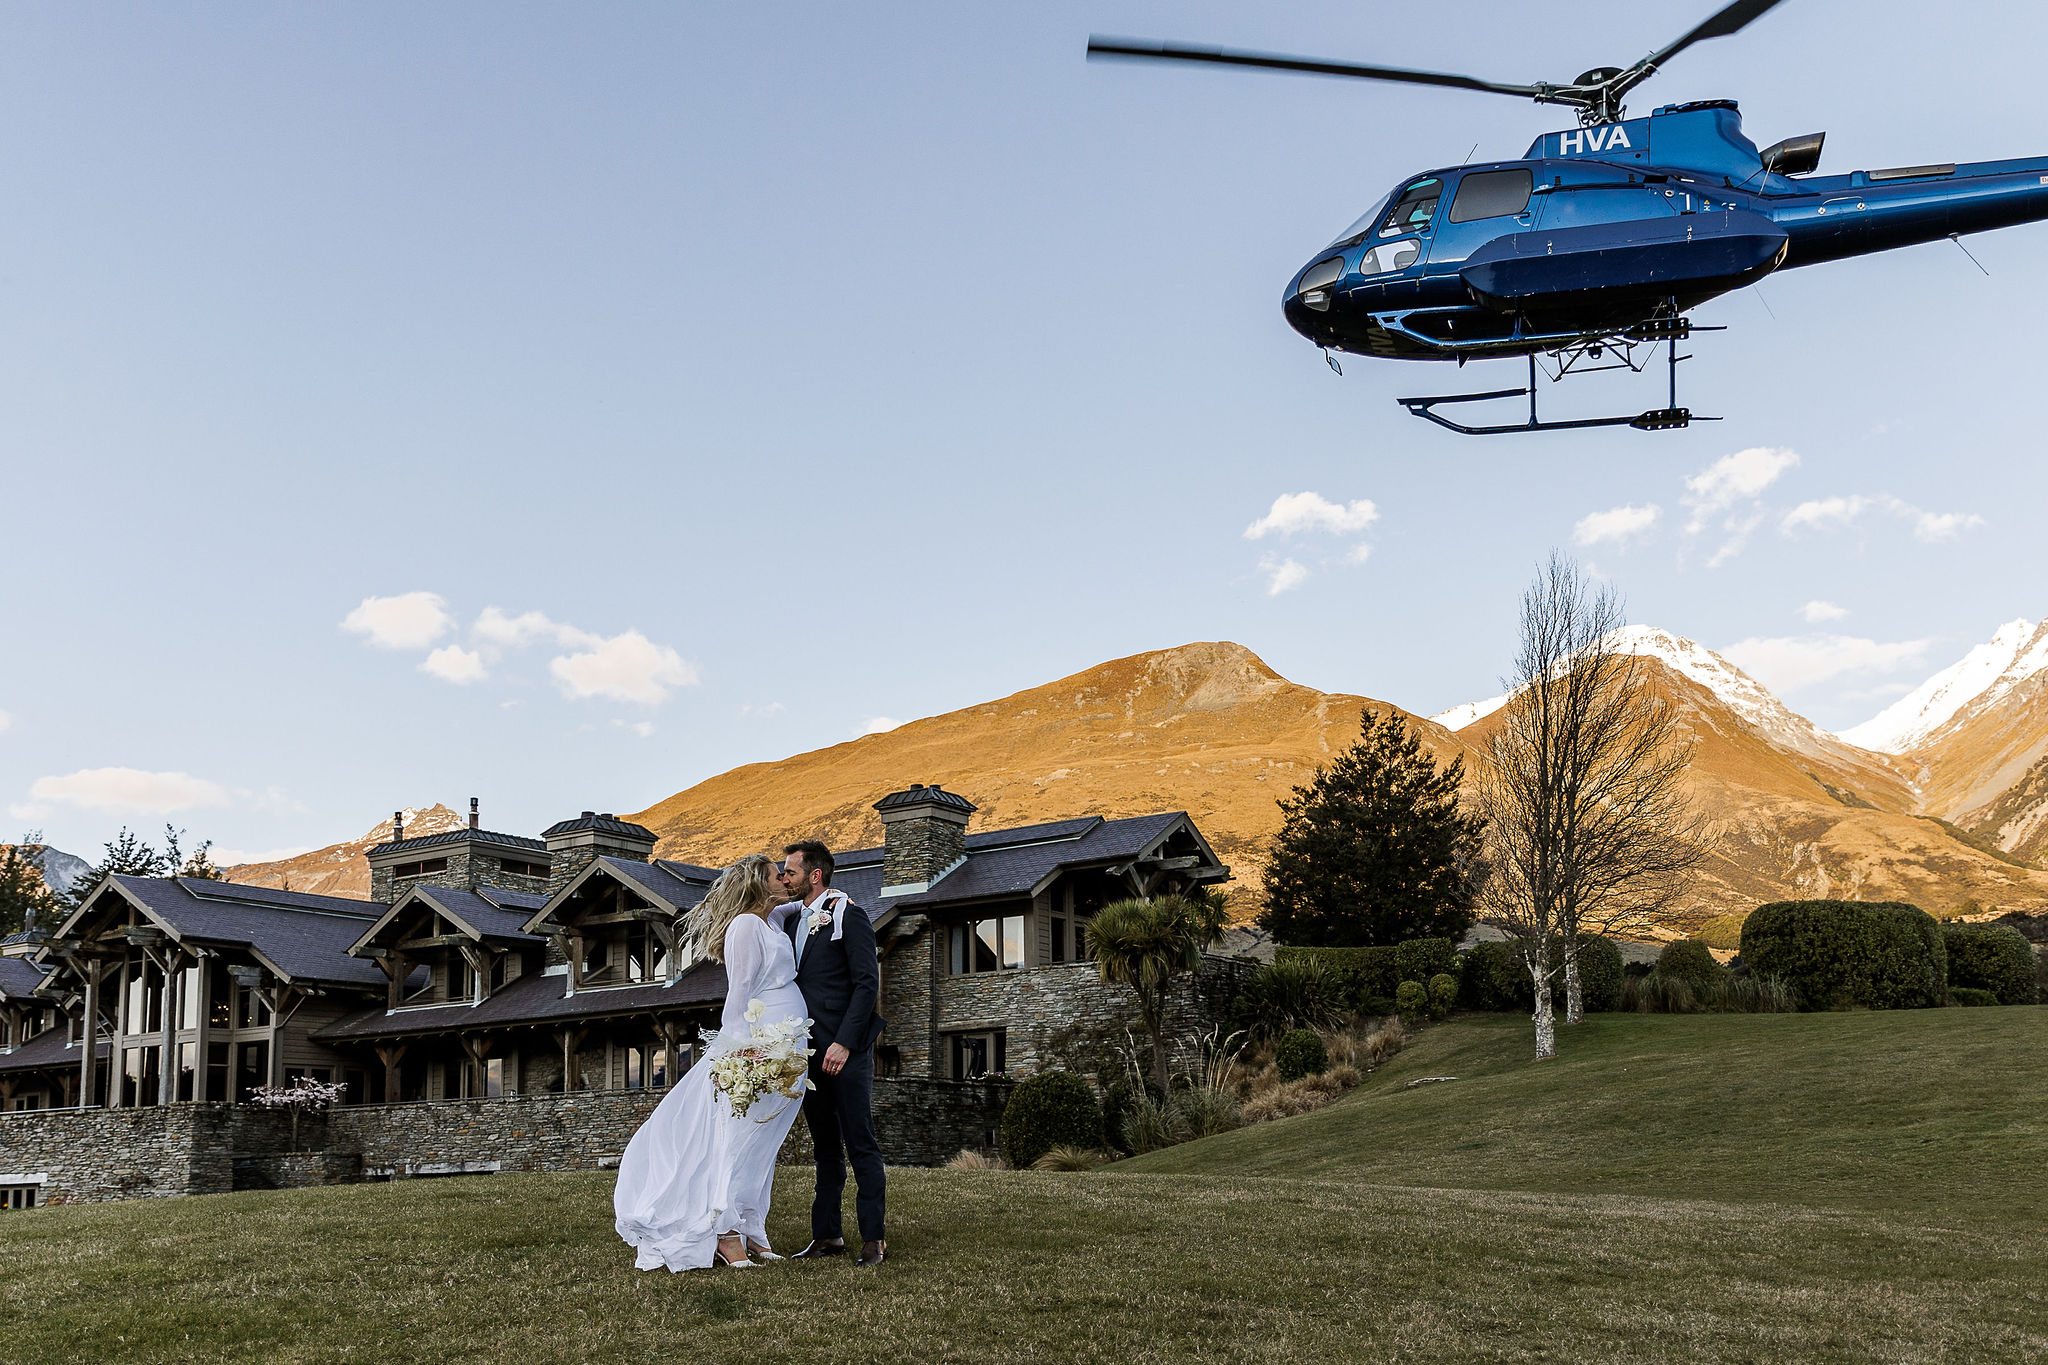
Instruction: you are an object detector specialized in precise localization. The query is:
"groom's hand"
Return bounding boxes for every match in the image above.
[822,1043,851,1076]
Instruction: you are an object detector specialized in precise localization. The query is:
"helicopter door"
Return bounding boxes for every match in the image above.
[1426,168,1536,263]
[1532,175,1679,234]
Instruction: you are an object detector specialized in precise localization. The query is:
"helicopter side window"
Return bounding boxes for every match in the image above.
[1359,240,1421,276]
[1447,168,1533,224]
[1378,178,1441,236]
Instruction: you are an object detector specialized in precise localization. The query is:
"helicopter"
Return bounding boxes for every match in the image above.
[1089,0,2048,434]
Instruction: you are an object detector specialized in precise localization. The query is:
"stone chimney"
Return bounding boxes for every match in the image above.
[542,811,658,899]
[469,797,479,830]
[875,784,975,896]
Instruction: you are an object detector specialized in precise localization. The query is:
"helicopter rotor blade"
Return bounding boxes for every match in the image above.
[1085,37,1550,102]
[1641,0,1791,75]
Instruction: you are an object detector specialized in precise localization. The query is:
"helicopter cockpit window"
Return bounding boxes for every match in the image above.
[1448,168,1534,224]
[1379,179,1441,236]
[1327,189,1397,249]
[1359,240,1421,276]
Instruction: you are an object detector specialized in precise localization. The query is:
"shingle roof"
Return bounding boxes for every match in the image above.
[0,1026,106,1074]
[311,960,728,1042]
[369,828,548,857]
[108,877,388,989]
[540,812,656,841]
[411,886,548,944]
[873,783,977,814]
[832,811,1209,909]
[0,956,47,1001]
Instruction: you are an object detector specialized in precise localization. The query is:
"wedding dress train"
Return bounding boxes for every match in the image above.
[613,912,809,1271]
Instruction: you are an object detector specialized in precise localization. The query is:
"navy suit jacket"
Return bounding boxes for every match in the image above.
[789,894,886,1055]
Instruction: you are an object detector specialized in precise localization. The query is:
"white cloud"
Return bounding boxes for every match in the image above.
[1781,495,1872,534]
[1706,511,1764,569]
[421,646,488,685]
[1718,634,1933,695]
[861,717,903,736]
[24,767,233,815]
[1573,504,1661,548]
[1260,555,1309,596]
[740,701,787,718]
[1683,447,1799,532]
[1343,543,1373,566]
[472,606,598,650]
[1910,509,1985,543]
[1244,492,1379,540]
[549,631,699,704]
[341,592,454,650]
[1801,600,1848,623]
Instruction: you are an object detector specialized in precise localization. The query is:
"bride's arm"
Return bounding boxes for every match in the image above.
[716,915,765,1037]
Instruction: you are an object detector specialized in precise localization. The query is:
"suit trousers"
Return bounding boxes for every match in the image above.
[802,1044,886,1243]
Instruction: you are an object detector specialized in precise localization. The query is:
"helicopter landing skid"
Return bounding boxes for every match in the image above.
[1398,324,1722,436]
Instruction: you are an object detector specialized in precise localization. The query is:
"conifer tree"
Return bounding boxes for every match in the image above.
[1258,710,1484,947]
[0,839,57,938]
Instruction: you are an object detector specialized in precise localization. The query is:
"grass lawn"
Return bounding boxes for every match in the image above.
[2,1010,2044,1364]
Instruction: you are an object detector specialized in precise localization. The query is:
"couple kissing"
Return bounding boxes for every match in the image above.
[612,841,888,1271]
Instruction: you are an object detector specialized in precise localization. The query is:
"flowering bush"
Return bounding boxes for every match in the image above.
[709,999,813,1121]
[249,1075,350,1151]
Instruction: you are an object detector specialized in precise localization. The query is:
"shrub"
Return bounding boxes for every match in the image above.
[1949,986,2000,1008]
[1394,979,1428,1026]
[1395,937,1459,988]
[1274,1028,1328,1081]
[1241,1077,1338,1124]
[945,1149,1007,1170]
[1426,972,1458,1020]
[1656,939,1725,996]
[1568,935,1625,1012]
[1031,1144,1106,1171]
[1000,1071,1103,1171]
[1361,994,1399,1018]
[1232,958,1351,1040]
[1459,939,1531,1011]
[1721,973,1798,1013]
[1741,900,1947,1010]
[1166,1084,1243,1139]
[1120,1092,1186,1154]
[1942,924,2039,1005]
[1275,945,1398,1001]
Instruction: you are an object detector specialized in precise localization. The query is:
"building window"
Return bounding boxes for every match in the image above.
[948,916,1025,974]
[1072,914,1094,960]
[121,1047,162,1106]
[393,857,450,879]
[490,954,508,993]
[485,1057,504,1098]
[178,965,202,1030]
[582,938,611,985]
[206,1042,230,1102]
[207,965,231,1029]
[176,1041,197,1101]
[236,1040,270,1102]
[1050,917,1067,963]
[949,1029,1007,1080]
[236,983,271,1030]
[449,957,477,1003]
[0,1185,37,1210]
[626,925,671,984]
[10,1096,40,1112]
[499,858,548,879]
[124,961,164,1035]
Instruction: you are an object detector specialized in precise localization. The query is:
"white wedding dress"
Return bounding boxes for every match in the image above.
[614,911,810,1271]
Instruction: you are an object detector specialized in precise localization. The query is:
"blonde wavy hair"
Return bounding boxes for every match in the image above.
[683,853,779,965]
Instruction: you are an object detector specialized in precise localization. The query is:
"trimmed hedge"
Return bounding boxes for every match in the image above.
[1001,1071,1103,1169]
[1394,979,1428,1024]
[1950,986,2000,1008]
[1394,937,1458,988]
[1656,940,1725,997]
[1571,934,1625,1013]
[1275,1028,1328,1081]
[1942,923,2039,1005]
[1741,900,1947,1010]
[1426,972,1458,1019]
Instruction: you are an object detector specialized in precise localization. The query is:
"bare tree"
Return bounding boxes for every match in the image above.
[1476,554,1712,1058]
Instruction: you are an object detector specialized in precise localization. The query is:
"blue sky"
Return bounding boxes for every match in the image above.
[4,2,2044,863]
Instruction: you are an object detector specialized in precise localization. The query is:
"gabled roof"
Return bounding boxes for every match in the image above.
[55,876,387,990]
[348,884,550,957]
[369,827,548,858]
[0,1026,104,1075]
[311,959,727,1041]
[522,855,720,935]
[829,811,1223,909]
[0,956,47,1002]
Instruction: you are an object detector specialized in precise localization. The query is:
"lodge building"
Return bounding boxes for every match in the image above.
[0,785,1237,1204]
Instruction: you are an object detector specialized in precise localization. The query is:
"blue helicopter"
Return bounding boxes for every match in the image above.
[1090,0,2048,434]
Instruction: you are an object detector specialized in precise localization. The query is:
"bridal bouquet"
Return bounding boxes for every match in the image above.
[709,999,814,1120]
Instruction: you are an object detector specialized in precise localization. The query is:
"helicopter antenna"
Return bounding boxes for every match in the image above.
[1088,0,1791,126]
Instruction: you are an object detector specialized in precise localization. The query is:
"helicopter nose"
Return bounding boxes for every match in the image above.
[1284,253,1345,341]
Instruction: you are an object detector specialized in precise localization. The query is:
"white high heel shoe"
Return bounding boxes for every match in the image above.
[714,1235,758,1269]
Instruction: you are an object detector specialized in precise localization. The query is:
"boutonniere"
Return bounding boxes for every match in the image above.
[807,906,834,933]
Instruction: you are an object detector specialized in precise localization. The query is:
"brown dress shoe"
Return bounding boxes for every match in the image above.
[791,1239,845,1260]
[854,1240,887,1266]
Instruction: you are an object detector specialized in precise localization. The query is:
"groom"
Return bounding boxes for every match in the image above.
[778,840,888,1266]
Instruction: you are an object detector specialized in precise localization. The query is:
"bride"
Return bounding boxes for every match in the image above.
[614,853,811,1271]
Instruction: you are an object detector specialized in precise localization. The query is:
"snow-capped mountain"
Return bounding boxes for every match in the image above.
[1432,625,1851,762]
[1838,618,2048,755]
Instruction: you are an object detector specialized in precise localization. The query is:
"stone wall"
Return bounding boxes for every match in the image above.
[0,1075,1013,1204]
[929,954,1254,1077]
